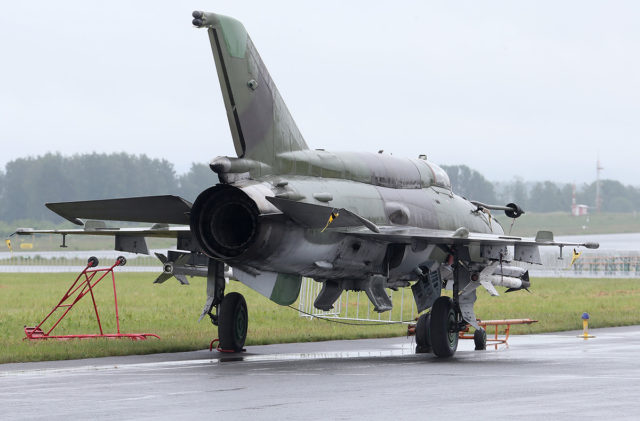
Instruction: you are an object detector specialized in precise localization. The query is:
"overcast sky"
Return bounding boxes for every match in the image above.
[1,1,638,185]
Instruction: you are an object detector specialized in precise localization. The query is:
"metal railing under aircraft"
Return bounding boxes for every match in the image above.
[297,278,418,324]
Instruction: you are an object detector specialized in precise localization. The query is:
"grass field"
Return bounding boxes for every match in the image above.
[1,272,639,364]
[502,211,640,236]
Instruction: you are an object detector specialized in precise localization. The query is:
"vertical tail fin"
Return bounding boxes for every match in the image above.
[192,12,309,165]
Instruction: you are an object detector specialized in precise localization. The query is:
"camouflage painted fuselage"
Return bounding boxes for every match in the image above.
[188,12,503,303]
[196,150,503,281]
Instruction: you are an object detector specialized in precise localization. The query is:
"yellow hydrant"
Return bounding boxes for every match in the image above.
[581,312,595,339]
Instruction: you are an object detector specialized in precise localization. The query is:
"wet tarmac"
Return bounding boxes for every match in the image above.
[3,326,640,420]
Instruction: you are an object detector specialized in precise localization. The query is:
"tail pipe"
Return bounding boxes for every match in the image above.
[190,185,261,259]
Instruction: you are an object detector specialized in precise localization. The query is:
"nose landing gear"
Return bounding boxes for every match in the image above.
[473,327,487,350]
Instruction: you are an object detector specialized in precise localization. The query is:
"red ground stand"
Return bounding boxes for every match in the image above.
[24,256,159,341]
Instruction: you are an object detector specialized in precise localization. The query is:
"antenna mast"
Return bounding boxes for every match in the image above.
[595,158,603,213]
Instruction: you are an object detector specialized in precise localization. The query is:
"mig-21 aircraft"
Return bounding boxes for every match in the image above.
[12,12,599,357]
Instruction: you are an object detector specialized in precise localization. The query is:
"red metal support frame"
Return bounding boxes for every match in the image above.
[458,318,538,348]
[407,318,538,348]
[24,256,160,341]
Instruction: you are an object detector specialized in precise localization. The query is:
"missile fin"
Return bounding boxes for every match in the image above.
[175,274,190,285]
[154,272,172,284]
[480,279,499,296]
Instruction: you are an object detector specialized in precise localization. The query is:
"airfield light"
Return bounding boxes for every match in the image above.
[580,312,595,339]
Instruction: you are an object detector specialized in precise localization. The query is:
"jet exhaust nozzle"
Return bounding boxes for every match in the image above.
[190,185,260,259]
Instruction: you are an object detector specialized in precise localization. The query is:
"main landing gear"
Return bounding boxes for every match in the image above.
[201,260,248,352]
[415,313,432,354]
[415,296,460,358]
[218,292,248,351]
[430,296,459,357]
[415,296,487,357]
[415,250,490,358]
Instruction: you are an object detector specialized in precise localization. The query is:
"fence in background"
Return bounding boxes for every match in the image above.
[3,251,638,277]
[526,251,640,278]
[0,251,161,273]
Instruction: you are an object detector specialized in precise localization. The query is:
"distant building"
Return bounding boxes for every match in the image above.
[571,183,589,216]
[572,204,589,216]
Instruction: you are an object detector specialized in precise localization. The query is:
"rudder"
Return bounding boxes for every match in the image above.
[192,11,309,165]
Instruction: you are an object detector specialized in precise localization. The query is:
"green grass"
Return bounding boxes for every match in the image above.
[501,211,640,236]
[473,277,640,333]
[0,273,404,364]
[1,273,639,364]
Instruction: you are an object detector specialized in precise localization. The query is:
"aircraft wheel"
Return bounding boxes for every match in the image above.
[218,292,248,352]
[415,312,432,354]
[474,327,487,351]
[429,296,458,358]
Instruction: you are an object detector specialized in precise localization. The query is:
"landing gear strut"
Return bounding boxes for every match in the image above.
[423,250,477,358]
[201,259,248,352]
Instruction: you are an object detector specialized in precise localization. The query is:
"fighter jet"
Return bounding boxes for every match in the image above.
[12,12,599,357]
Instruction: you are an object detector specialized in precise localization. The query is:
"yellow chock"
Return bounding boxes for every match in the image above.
[579,312,595,339]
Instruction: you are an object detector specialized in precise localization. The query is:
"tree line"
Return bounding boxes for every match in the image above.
[442,165,640,213]
[0,153,218,222]
[0,154,637,223]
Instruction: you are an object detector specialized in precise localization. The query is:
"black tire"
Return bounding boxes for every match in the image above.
[415,313,432,354]
[429,296,458,358]
[474,328,487,351]
[117,256,127,266]
[87,256,99,267]
[218,292,248,352]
